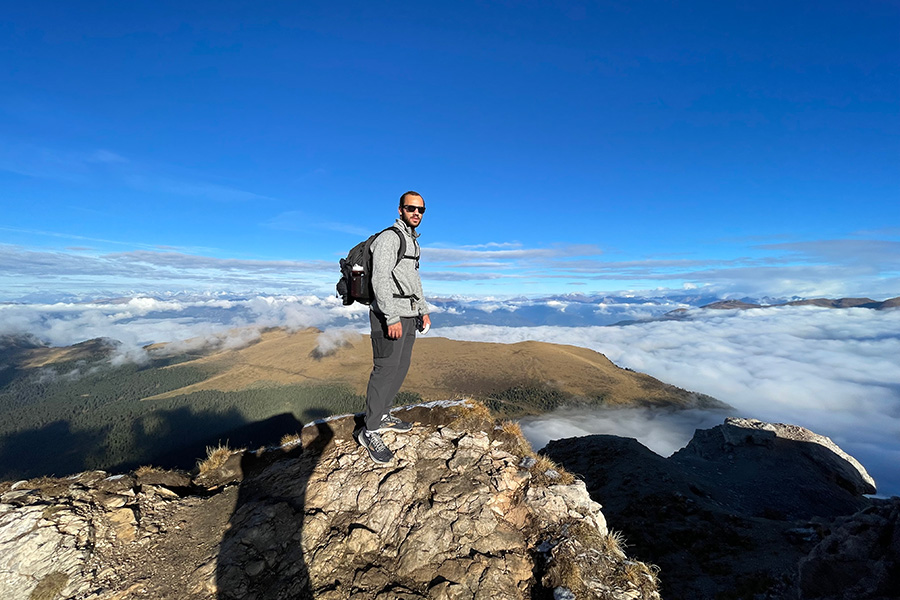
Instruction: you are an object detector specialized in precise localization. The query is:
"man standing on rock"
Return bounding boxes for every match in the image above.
[357,191,431,464]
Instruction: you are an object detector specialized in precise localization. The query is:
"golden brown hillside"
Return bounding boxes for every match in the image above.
[142,328,722,412]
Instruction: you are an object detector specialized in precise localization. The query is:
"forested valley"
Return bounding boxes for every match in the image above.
[0,344,391,479]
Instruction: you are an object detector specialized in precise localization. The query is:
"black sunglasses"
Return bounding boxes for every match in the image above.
[402,205,426,214]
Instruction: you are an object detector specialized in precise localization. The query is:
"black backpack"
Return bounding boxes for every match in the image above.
[336,226,406,306]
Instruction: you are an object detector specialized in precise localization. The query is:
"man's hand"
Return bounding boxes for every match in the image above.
[421,314,431,330]
[387,321,403,339]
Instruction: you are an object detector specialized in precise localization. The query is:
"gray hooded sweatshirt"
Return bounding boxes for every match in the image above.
[370,218,429,325]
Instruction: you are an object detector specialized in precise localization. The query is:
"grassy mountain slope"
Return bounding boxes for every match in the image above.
[0,328,723,480]
[142,327,721,412]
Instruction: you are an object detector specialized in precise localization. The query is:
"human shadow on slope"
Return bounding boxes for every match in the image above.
[0,407,300,481]
[0,420,112,480]
[216,412,343,600]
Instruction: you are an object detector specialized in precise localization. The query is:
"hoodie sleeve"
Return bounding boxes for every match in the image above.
[370,229,402,325]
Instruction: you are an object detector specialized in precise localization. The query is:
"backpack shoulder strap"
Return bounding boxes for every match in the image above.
[387,226,406,266]
[369,226,409,268]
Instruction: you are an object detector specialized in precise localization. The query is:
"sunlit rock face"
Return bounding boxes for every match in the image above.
[543,418,894,600]
[0,401,659,600]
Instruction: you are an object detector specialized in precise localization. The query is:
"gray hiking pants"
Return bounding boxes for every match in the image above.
[365,312,417,431]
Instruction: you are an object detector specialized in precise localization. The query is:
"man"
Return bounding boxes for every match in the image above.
[357,191,431,464]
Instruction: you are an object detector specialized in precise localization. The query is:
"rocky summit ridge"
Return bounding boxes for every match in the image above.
[3,403,896,600]
[543,417,899,600]
[0,401,659,600]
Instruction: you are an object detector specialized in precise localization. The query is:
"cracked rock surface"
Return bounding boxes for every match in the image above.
[0,401,659,600]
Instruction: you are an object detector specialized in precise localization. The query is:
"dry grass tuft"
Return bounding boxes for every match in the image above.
[544,522,660,599]
[280,432,302,447]
[134,465,166,477]
[197,442,243,474]
[493,419,578,487]
[29,571,69,600]
[445,398,494,431]
[532,455,576,486]
[604,529,629,560]
[494,419,534,457]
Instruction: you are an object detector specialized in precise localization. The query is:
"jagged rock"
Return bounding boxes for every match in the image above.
[542,418,890,600]
[0,401,659,600]
[0,503,94,600]
[95,474,136,496]
[798,498,900,600]
[669,418,875,521]
[134,469,191,490]
[681,417,877,498]
[192,452,245,489]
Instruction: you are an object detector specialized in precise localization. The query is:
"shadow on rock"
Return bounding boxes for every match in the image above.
[542,416,891,600]
[215,420,337,600]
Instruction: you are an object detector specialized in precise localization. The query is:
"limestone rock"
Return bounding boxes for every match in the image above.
[135,469,191,490]
[96,474,136,496]
[672,417,874,519]
[0,401,659,600]
[0,503,93,600]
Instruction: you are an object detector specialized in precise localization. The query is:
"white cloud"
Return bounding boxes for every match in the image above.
[3,292,897,494]
[519,407,728,456]
[0,245,336,300]
[435,306,900,496]
[0,294,370,364]
[4,226,900,300]
[263,210,372,237]
[759,239,900,269]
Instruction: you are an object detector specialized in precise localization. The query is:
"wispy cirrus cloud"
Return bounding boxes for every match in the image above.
[107,250,332,274]
[423,271,513,281]
[0,139,273,203]
[0,227,223,259]
[422,243,604,263]
[0,226,179,251]
[3,225,899,300]
[417,235,900,298]
[852,227,900,238]
[0,245,335,300]
[263,211,371,237]
[758,239,900,269]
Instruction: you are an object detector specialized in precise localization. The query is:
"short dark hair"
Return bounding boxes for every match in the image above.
[399,190,423,207]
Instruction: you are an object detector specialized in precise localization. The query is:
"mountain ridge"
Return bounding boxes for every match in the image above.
[0,401,662,600]
[137,327,726,413]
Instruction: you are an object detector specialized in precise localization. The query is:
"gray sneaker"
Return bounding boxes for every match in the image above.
[357,429,394,464]
[376,414,413,433]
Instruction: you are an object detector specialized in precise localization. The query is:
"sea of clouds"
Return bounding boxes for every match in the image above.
[2,293,898,496]
[438,307,900,498]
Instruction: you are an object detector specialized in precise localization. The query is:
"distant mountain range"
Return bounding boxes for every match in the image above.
[656,296,900,322]
[5,292,896,332]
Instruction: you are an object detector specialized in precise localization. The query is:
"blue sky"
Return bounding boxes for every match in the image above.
[1,1,898,301]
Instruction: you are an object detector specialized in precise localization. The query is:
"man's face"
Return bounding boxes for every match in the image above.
[399,194,425,229]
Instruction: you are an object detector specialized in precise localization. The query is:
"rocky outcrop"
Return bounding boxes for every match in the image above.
[798,498,900,600]
[672,417,876,518]
[0,401,659,600]
[542,418,894,600]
